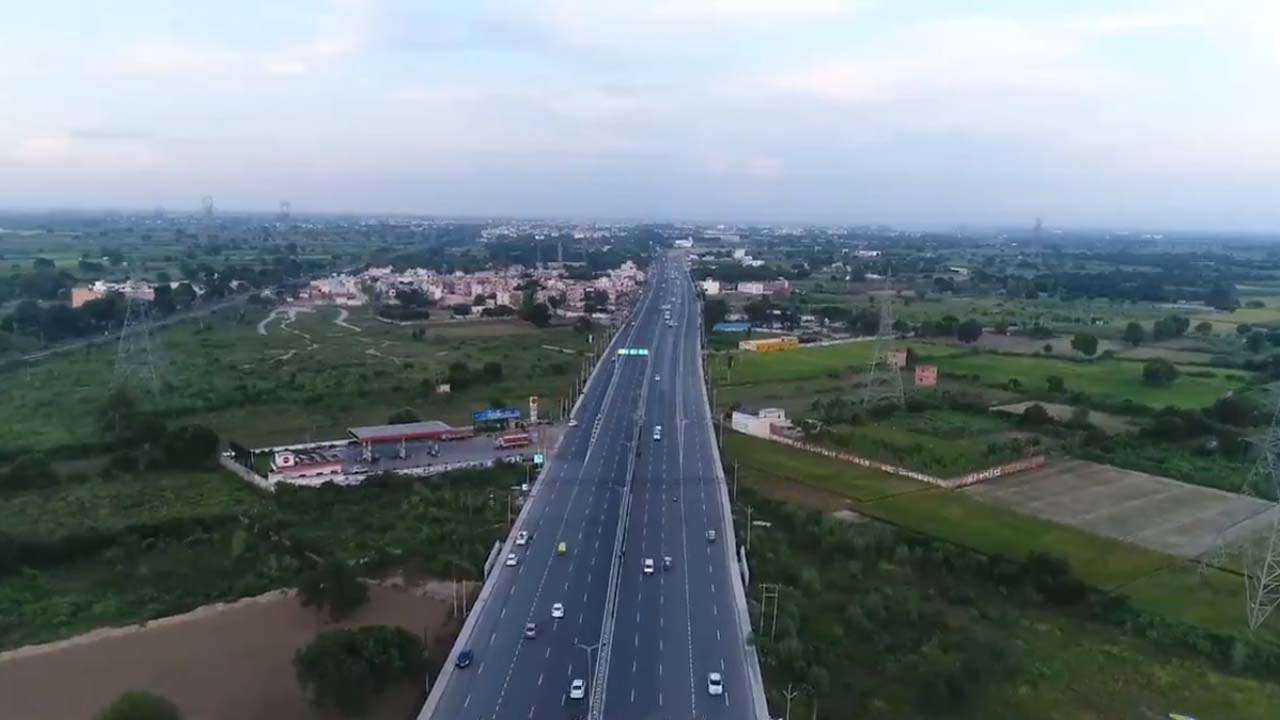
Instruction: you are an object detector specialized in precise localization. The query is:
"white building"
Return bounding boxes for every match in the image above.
[700,279,721,296]
[731,408,791,439]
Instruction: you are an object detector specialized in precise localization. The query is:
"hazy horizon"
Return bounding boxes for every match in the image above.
[4,1,1279,231]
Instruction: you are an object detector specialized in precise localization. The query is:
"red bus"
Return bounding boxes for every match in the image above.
[495,432,532,449]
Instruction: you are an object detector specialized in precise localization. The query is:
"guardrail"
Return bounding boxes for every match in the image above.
[695,286,772,720]
[414,294,634,720]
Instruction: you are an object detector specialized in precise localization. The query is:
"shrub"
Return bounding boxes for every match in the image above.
[96,691,182,720]
[298,558,370,621]
[294,626,425,716]
[1142,358,1179,386]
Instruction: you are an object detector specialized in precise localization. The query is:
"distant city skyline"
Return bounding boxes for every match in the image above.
[3,1,1278,231]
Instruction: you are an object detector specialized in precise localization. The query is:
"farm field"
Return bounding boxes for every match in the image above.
[723,432,1280,644]
[718,336,1249,413]
[0,304,593,455]
[812,408,1038,477]
[743,485,1280,720]
[964,458,1279,559]
[925,347,1248,409]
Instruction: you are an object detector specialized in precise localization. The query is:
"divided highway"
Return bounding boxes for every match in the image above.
[419,253,763,720]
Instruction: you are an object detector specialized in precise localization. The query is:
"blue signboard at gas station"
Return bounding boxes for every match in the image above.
[616,348,650,356]
[473,407,521,423]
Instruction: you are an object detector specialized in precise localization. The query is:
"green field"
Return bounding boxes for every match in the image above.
[720,338,1250,411]
[814,408,1036,477]
[931,349,1248,409]
[742,483,1280,719]
[0,466,516,649]
[724,432,1280,644]
[0,305,593,454]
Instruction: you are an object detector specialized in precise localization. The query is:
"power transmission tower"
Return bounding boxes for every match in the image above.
[114,295,164,394]
[278,200,291,222]
[201,195,215,219]
[862,288,905,409]
[1240,398,1280,631]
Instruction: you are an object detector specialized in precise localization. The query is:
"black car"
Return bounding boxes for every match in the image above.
[455,649,474,669]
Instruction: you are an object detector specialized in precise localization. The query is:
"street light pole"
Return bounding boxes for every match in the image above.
[576,641,599,706]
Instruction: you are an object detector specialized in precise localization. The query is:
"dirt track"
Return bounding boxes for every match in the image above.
[0,584,459,720]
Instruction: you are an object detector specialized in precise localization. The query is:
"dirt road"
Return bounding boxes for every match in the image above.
[0,584,458,720]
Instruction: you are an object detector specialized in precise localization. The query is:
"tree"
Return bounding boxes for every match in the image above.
[294,626,425,717]
[1194,321,1213,336]
[32,257,56,271]
[955,318,983,344]
[1020,403,1054,426]
[574,316,594,335]
[1246,331,1267,353]
[703,297,729,329]
[172,282,197,308]
[159,425,220,469]
[481,361,504,381]
[387,408,421,425]
[1045,375,1065,393]
[298,558,370,622]
[1122,321,1145,346]
[96,691,182,720]
[1142,358,1179,386]
[1070,333,1098,357]
[1206,281,1239,311]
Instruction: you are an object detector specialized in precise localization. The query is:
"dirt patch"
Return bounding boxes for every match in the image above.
[0,583,460,720]
[964,458,1279,559]
[991,401,1135,434]
[832,508,868,523]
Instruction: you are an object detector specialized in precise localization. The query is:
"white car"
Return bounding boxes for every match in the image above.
[505,553,518,567]
[551,602,565,619]
[643,558,655,575]
[707,672,724,696]
[516,531,529,546]
[569,678,586,700]
[653,425,662,441]
[568,418,579,427]
[654,374,661,382]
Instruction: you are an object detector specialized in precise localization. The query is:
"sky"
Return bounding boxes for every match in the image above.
[2,0,1279,230]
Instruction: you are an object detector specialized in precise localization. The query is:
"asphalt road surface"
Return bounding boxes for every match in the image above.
[420,253,757,720]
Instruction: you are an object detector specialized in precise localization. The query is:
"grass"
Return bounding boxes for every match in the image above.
[0,465,517,650]
[0,472,255,541]
[814,408,1035,477]
[930,349,1248,409]
[0,304,592,454]
[724,431,1280,644]
[718,338,1249,411]
[742,484,1280,720]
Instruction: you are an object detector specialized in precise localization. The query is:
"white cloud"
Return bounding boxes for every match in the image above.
[102,41,241,77]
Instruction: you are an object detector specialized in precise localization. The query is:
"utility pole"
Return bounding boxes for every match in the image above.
[733,462,739,502]
[746,505,753,551]
[759,582,781,639]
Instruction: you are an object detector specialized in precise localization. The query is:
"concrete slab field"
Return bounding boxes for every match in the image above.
[964,458,1279,559]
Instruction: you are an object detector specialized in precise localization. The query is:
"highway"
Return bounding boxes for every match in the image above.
[418,252,761,720]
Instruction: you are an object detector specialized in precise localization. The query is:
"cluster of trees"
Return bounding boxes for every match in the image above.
[98,389,221,472]
[444,360,504,391]
[517,290,551,328]
[298,558,369,621]
[293,626,425,717]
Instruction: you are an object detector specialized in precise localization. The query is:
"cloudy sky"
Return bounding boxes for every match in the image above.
[3,0,1278,229]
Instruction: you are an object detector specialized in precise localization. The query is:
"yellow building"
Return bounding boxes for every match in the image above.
[738,336,800,353]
